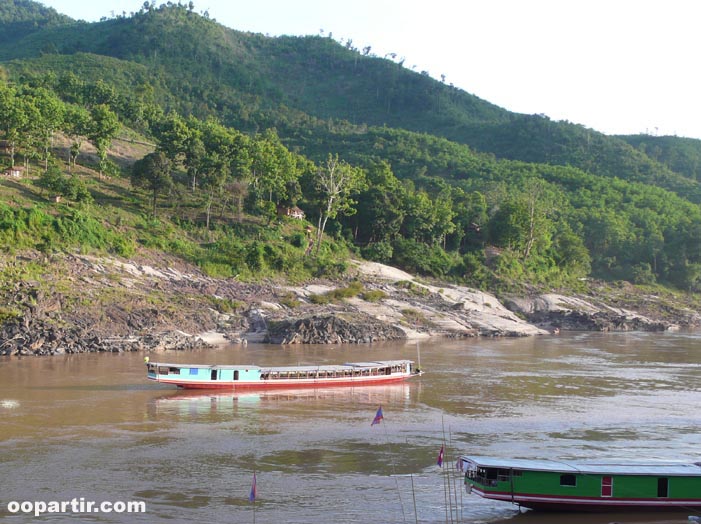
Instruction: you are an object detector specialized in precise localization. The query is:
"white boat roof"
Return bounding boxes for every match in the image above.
[150,363,262,370]
[149,360,413,372]
[459,455,701,476]
[344,360,412,367]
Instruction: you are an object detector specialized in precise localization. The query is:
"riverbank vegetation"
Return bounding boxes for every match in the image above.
[2,1,701,295]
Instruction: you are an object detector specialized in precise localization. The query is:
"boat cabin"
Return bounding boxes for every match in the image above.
[459,455,701,511]
[146,360,418,390]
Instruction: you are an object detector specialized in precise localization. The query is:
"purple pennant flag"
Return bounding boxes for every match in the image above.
[371,406,384,426]
[437,445,444,467]
[249,472,257,502]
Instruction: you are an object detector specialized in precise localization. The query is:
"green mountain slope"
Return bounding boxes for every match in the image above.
[2,2,701,291]
[2,2,699,203]
[0,5,508,131]
[0,0,72,45]
[619,134,701,182]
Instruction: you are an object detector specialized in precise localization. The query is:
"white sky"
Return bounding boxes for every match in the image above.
[39,0,701,139]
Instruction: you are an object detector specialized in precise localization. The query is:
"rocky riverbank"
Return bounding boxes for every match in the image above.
[0,252,699,357]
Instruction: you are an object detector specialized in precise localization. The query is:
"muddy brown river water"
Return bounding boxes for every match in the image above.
[1,331,700,523]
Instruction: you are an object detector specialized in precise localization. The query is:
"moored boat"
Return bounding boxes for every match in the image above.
[146,359,421,390]
[458,455,701,512]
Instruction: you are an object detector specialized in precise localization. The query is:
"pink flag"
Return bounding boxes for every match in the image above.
[371,406,384,426]
[437,445,444,467]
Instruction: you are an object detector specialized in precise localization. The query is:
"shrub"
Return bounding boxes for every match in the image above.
[263,244,285,271]
[289,232,306,248]
[207,296,245,313]
[309,281,365,304]
[200,261,236,278]
[279,292,301,308]
[361,241,393,263]
[331,280,364,298]
[309,293,332,305]
[631,263,657,285]
[391,238,454,277]
[361,289,387,302]
[245,242,265,272]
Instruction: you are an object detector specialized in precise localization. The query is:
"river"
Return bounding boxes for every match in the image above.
[1,331,700,523]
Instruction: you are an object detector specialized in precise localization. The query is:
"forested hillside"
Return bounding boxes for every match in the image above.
[0,0,72,44]
[2,1,701,292]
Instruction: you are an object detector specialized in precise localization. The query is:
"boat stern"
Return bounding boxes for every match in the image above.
[145,361,160,382]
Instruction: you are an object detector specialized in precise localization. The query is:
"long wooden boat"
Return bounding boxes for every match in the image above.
[458,455,701,512]
[146,359,421,390]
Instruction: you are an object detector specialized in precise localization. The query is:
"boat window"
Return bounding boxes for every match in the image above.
[210,369,217,381]
[560,474,577,487]
[497,469,512,481]
[657,477,669,498]
[189,368,198,376]
[168,367,180,375]
[234,370,239,381]
[158,366,169,375]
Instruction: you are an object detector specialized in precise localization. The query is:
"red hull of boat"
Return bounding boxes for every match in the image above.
[152,374,414,390]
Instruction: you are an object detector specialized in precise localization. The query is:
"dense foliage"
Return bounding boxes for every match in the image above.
[2,2,701,292]
[0,0,72,45]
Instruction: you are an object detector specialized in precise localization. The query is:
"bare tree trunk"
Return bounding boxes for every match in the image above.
[151,190,158,218]
[315,213,328,256]
[523,195,538,260]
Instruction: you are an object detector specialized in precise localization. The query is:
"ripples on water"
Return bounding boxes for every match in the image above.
[1,332,701,523]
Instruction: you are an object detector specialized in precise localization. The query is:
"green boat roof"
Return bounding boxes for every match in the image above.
[460,455,701,476]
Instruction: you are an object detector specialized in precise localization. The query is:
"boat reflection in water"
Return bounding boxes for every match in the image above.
[150,381,416,418]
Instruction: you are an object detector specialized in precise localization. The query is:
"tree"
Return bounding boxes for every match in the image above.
[488,178,555,262]
[227,133,252,222]
[131,152,173,217]
[312,154,365,255]
[84,79,116,107]
[197,118,236,226]
[199,150,229,228]
[154,112,190,165]
[64,105,90,171]
[183,127,205,191]
[87,104,120,177]
[248,130,301,208]
[552,223,591,279]
[352,160,406,243]
[0,84,28,167]
[31,88,65,171]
